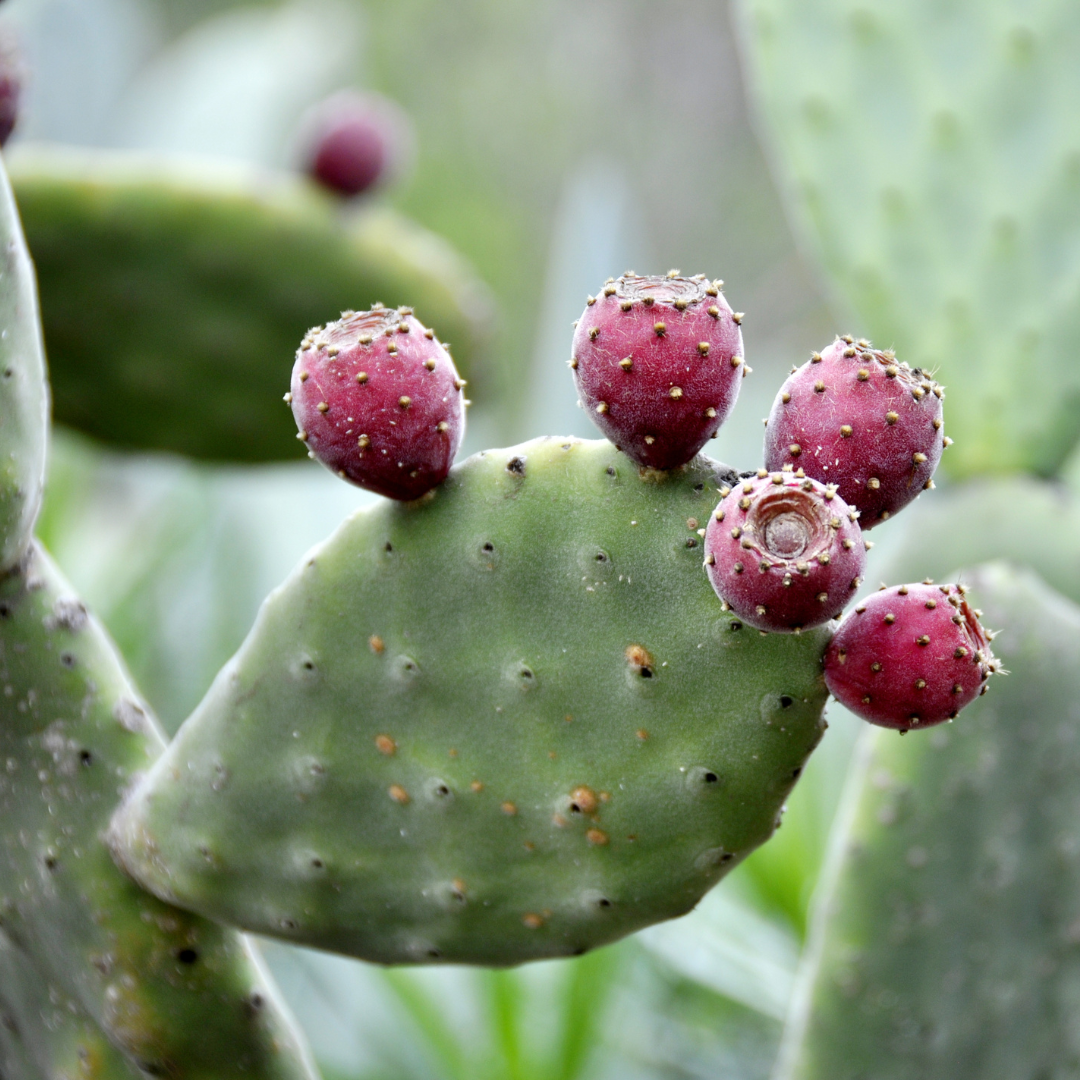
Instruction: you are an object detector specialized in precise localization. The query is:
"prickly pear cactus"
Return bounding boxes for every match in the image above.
[0,543,318,1080]
[7,144,489,462]
[776,564,1080,1079]
[738,0,1080,477]
[0,154,46,571]
[110,438,831,966]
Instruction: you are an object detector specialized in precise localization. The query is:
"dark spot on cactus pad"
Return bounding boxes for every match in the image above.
[0,603,10,618]
[384,542,393,553]
[595,550,609,562]
[176,948,198,965]
[43,856,57,871]
[506,456,526,475]
[779,695,794,708]
[79,749,93,766]
[59,652,76,668]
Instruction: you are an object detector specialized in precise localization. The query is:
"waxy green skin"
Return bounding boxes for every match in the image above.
[738,0,1080,478]
[7,144,489,464]
[0,154,47,572]
[0,544,318,1080]
[111,438,831,967]
[777,565,1078,1080]
[1,925,143,1080]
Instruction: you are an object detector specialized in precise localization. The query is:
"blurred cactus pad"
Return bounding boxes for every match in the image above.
[110,438,831,967]
[6,144,491,462]
[777,565,1080,1079]
[738,0,1080,477]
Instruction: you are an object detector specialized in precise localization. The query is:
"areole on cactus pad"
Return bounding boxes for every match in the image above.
[108,438,831,966]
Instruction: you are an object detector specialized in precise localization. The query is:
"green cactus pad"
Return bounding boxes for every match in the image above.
[0,155,48,572]
[110,438,831,967]
[1,927,144,1080]
[7,144,489,463]
[738,0,1080,477]
[776,564,1080,1079]
[0,543,318,1080]
[877,476,1080,607]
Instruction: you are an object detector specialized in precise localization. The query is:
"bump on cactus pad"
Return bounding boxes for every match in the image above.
[110,438,831,966]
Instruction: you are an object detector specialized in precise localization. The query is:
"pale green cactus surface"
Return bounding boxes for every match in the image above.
[0,542,319,1080]
[1,925,143,1080]
[738,0,1080,478]
[110,438,831,967]
[0,158,47,573]
[6,145,489,463]
[776,564,1080,1079]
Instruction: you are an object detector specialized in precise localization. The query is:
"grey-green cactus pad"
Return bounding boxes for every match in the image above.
[738,0,1080,478]
[1,927,143,1080]
[7,144,489,463]
[777,564,1080,1079]
[0,543,318,1080]
[0,153,48,572]
[110,438,832,967]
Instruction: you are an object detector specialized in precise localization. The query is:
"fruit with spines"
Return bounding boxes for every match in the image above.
[290,306,465,500]
[824,581,998,730]
[703,471,866,632]
[108,438,831,967]
[0,544,318,1080]
[763,337,945,528]
[571,272,744,470]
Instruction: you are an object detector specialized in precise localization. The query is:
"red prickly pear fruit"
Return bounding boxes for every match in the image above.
[824,582,999,730]
[703,469,867,632]
[301,91,411,197]
[289,305,465,500]
[571,272,745,470]
[763,336,946,529]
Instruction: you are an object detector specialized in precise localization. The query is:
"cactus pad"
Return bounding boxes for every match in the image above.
[0,543,318,1080]
[110,438,831,966]
[7,144,489,462]
[777,564,1080,1079]
[739,0,1080,477]
[0,154,47,572]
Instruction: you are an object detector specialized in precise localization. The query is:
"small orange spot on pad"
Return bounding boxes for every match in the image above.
[470,780,484,792]
[375,734,396,756]
[522,913,544,929]
[586,828,609,846]
[388,784,409,804]
[501,801,518,816]
[625,644,654,672]
[369,635,385,654]
[636,729,649,740]
[570,786,599,814]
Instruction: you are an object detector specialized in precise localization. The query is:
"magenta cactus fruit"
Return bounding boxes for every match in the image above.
[824,582,998,730]
[302,91,408,197]
[288,305,465,500]
[763,335,947,528]
[570,272,745,470]
[703,469,867,632]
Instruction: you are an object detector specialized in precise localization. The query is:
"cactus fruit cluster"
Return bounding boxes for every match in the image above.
[105,274,996,974]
